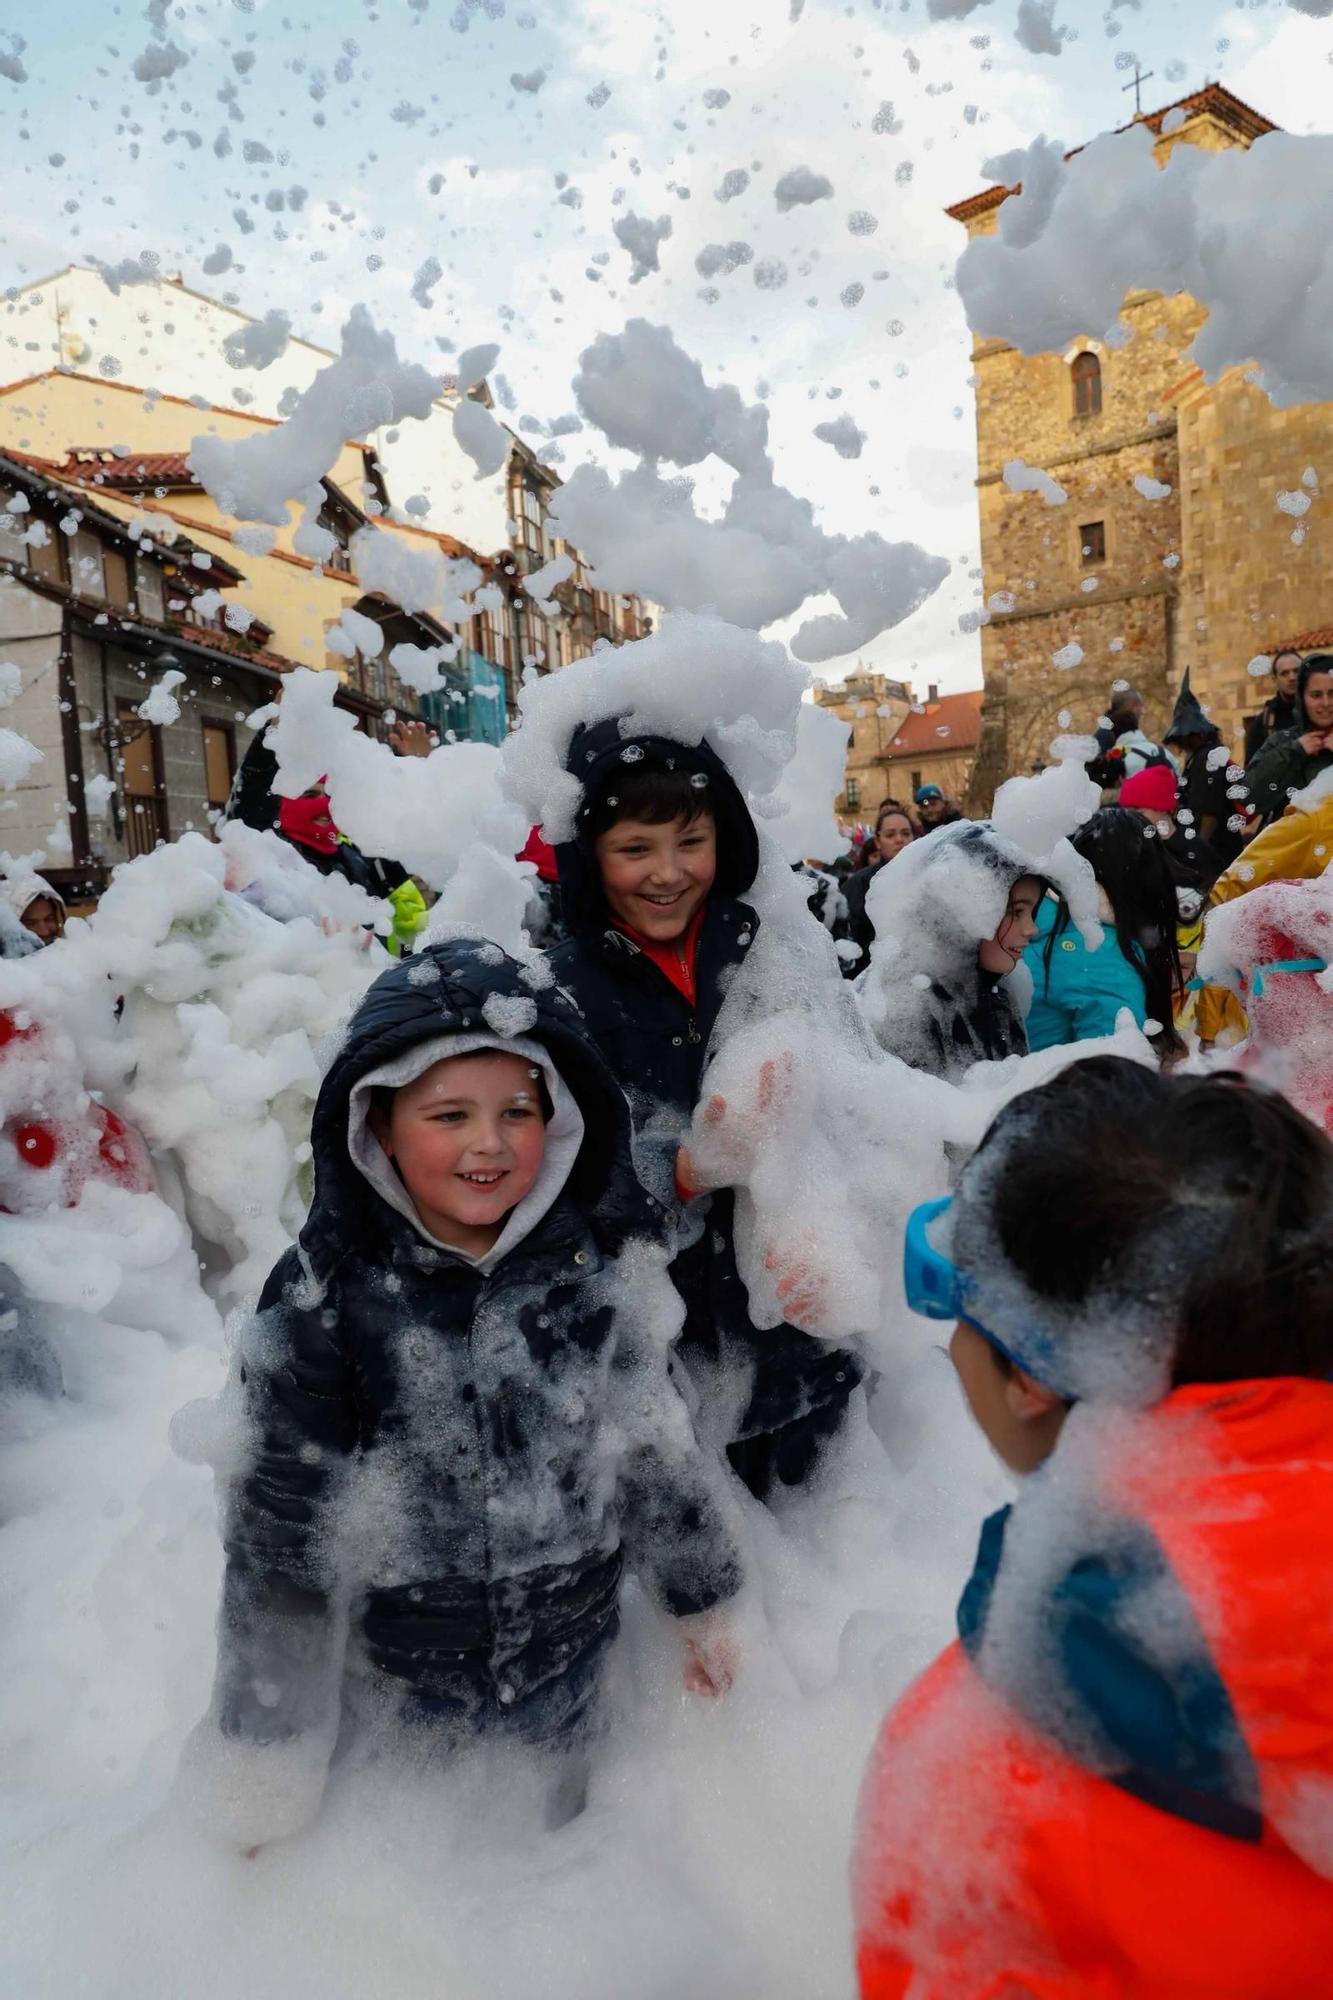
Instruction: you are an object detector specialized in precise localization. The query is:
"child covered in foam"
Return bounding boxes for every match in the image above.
[184,938,741,1847]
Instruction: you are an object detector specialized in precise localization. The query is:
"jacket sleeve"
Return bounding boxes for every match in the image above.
[1243,731,1306,817]
[386,877,429,956]
[1210,804,1326,907]
[223,729,281,833]
[606,1261,744,1619]
[214,1252,356,1749]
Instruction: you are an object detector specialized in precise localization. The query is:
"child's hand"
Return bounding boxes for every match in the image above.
[678,1052,796,1197]
[680,1614,739,1698]
[765,1246,825,1332]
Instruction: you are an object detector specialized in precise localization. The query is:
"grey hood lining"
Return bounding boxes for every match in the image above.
[347,1031,586,1275]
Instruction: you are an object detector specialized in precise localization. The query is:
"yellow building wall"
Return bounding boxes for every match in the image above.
[0,371,388,672]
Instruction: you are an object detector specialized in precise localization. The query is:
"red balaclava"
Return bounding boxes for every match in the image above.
[280,780,340,856]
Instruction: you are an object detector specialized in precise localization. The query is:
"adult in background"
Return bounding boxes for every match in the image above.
[225,726,428,954]
[1093,684,1145,758]
[1244,653,1333,822]
[1162,670,1246,877]
[838,799,918,978]
[1243,648,1302,766]
[1022,807,1182,1060]
[913,784,962,831]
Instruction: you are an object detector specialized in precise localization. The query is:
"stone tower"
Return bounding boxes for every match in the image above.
[945,83,1312,811]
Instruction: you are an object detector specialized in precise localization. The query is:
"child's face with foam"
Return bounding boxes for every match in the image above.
[372,1050,547,1256]
[593,811,717,943]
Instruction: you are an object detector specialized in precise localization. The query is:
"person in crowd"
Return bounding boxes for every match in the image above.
[857,822,1043,1080]
[855,1057,1333,1998]
[1115,763,1205,896]
[1244,653,1333,821]
[547,723,865,1505]
[1162,669,1246,875]
[1093,683,1144,756]
[1022,806,1182,1058]
[225,729,427,955]
[913,784,962,831]
[0,873,66,947]
[838,799,918,978]
[1243,648,1303,765]
[193,939,741,1848]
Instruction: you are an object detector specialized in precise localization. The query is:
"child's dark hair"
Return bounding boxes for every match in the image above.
[581,759,714,841]
[875,798,916,833]
[977,1056,1333,1387]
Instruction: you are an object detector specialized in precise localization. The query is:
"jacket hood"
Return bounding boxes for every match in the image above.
[554,719,760,936]
[864,819,1042,977]
[1164,669,1219,746]
[0,873,65,923]
[301,937,661,1279]
[346,1029,586,1276]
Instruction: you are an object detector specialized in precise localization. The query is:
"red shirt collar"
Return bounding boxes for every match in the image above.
[612,902,706,1006]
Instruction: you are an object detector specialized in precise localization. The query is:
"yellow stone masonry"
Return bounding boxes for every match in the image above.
[949,87,1333,809]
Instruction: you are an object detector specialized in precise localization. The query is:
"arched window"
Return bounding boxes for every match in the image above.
[1072,350,1102,418]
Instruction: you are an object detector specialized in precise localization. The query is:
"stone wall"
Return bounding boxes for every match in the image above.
[1175,370,1333,751]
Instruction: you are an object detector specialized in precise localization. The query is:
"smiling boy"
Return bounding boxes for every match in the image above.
[548,722,864,1504]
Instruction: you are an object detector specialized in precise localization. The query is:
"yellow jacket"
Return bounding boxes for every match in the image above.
[1210,791,1333,906]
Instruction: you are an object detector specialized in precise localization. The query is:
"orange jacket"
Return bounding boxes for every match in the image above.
[854,1379,1333,1998]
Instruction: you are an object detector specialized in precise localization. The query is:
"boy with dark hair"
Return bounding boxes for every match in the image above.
[855,1058,1333,1997]
[548,721,864,1503]
[188,938,741,1847]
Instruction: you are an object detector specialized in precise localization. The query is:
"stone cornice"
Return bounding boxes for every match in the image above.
[977,418,1178,485]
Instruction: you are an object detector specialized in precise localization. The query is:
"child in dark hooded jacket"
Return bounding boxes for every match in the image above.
[856,821,1044,1081]
[189,938,741,1847]
[547,721,865,1505]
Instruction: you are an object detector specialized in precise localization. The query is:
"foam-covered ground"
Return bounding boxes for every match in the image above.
[1,1299,1007,2000]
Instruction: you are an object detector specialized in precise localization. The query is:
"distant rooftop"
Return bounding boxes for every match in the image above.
[945,81,1277,224]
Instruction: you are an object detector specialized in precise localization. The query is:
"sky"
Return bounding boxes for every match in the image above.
[0,0,1325,693]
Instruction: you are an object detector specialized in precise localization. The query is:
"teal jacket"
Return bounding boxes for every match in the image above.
[1021,895,1148,1052]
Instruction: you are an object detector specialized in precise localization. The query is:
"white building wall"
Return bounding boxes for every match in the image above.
[0,576,69,864]
[0,266,513,558]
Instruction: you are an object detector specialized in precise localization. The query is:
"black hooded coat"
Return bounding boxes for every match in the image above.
[547,721,864,1447]
[214,939,741,1749]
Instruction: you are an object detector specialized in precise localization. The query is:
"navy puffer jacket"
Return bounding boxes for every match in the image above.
[547,720,864,1440]
[215,938,741,1745]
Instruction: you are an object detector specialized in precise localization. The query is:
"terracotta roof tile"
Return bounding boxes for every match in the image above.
[883,690,984,757]
[62,449,201,488]
[946,82,1278,223]
[1276,627,1333,654]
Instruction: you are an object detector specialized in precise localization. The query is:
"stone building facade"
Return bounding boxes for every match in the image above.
[947,84,1333,811]
[814,675,981,822]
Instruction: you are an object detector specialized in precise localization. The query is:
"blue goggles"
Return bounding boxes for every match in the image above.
[903,1194,1048,1383]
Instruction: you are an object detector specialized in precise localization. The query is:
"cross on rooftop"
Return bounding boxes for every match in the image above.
[1121,63,1155,118]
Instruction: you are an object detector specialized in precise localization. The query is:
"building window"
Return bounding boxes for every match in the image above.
[911,769,922,797]
[1080,520,1107,566]
[1072,351,1102,418]
[201,721,236,809]
[116,701,168,856]
[103,549,132,609]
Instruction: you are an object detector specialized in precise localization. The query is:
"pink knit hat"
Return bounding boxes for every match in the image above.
[1118,763,1178,813]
